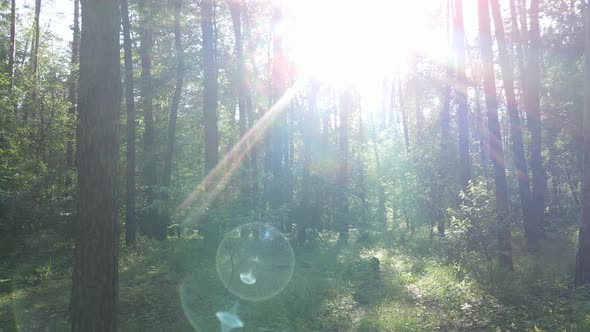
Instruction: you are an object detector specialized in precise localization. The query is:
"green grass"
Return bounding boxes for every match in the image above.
[2,230,590,331]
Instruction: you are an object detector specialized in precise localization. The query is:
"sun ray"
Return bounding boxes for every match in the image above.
[177,79,306,225]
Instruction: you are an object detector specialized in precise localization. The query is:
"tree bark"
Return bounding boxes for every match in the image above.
[478,0,513,269]
[65,0,80,189]
[270,3,285,211]
[525,0,547,249]
[163,0,184,189]
[121,0,136,247]
[70,0,120,330]
[32,0,41,82]
[338,90,352,242]
[490,0,533,245]
[454,0,471,190]
[139,0,162,240]
[162,0,184,237]
[575,0,590,286]
[299,82,318,242]
[202,0,219,175]
[228,0,250,198]
[398,81,410,154]
[8,0,16,88]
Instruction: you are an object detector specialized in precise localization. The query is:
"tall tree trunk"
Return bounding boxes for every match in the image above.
[228,0,249,198]
[70,0,120,329]
[508,0,527,102]
[163,0,184,236]
[575,0,590,286]
[490,0,533,245]
[413,60,423,132]
[203,0,219,174]
[66,0,80,183]
[369,100,387,228]
[454,0,471,190]
[525,0,547,248]
[338,90,351,242]
[399,81,410,154]
[228,0,246,140]
[121,0,136,247]
[479,0,513,269]
[439,0,453,236]
[8,0,16,88]
[32,0,41,82]
[139,0,162,240]
[242,5,258,197]
[270,2,285,212]
[26,0,42,121]
[201,0,219,243]
[299,82,317,242]
[65,0,80,189]
[163,0,184,191]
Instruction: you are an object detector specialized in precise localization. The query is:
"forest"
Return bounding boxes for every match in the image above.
[1,0,590,330]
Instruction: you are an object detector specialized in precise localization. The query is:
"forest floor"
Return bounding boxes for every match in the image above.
[1,229,589,331]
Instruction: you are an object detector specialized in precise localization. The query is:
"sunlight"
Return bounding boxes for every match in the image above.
[284,0,450,90]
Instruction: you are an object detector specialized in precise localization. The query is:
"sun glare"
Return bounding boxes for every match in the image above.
[284,0,449,90]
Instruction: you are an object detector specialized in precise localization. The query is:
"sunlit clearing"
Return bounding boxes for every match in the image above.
[285,0,450,90]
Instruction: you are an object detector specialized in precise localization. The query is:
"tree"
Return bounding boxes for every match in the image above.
[65,0,80,189]
[338,89,352,241]
[453,0,471,190]
[162,0,184,236]
[202,0,219,175]
[490,0,532,247]
[575,0,590,286]
[228,0,250,197]
[139,0,163,240]
[270,2,286,212]
[8,0,15,87]
[298,82,317,242]
[478,0,512,269]
[526,0,548,248]
[70,0,121,329]
[121,0,136,247]
[32,0,41,83]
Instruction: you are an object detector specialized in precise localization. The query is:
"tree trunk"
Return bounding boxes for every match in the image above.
[8,0,16,88]
[299,82,317,242]
[121,0,136,247]
[525,0,547,249]
[439,1,453,235]
[270,3,285,212]
[454,0,471,190]
[490,0,533,245]
[203,0,219,175]
[139,0,162,240]
[163,0,184,191]
[26,0,42,121]
[508,0,527,102]
[575,0,590,286]
[413,60,423,132]
[228,0,249,197]
[479,0,513,269]
[32,0,41,82]
[201,0,220,243]
[398,81,410,154]
[338,90,351,242]
[65,0,80,189]
[70,0,120,329]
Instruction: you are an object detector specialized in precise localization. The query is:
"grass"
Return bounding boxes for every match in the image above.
[1,229,590,331]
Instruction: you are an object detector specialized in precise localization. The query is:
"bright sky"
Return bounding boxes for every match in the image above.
[19,0,74,46]
[20,0,479,114]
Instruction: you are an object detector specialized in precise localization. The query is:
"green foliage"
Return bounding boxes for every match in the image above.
[445,178,499,283]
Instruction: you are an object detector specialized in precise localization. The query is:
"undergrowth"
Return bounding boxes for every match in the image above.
[1,230,590,331]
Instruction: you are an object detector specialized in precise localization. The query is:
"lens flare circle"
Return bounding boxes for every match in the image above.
[216,222,295,302]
